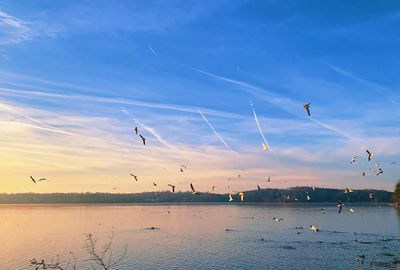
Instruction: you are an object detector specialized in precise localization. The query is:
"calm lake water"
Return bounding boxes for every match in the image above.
[1,203,399,270]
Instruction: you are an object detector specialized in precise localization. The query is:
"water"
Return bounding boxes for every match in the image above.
[1,203,399,270]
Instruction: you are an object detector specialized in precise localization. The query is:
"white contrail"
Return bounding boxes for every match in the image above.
[249,100,273,152]
[198,110,233,152]
[147,45,158,57]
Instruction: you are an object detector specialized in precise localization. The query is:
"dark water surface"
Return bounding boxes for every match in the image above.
[1,203,399,269]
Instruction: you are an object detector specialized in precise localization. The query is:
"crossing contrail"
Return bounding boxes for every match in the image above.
[198,110,233,152]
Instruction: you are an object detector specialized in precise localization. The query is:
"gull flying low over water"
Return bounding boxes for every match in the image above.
[257,185,261,191]
[366,150,373,161]
[190,183,200,195]
[369,193,374,199]
[139,134,146,145]
[310,225,319,232]
[303,103,311,116]
[337,200,344,213]
[228,193,233,202]
[168,184,176,192]
[362,172,366,176]
[349,208,355,213]
[344,188,353,193]
[153,182,158,186]
[238,192,244,202]
[267,176,271,182]
[307,195,311,201]
[321,208,326,214]
[273,217,284,222]
[376,168,384,176]
[212,186,216,192]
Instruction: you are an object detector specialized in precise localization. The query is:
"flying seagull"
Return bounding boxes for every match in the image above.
[257,185,261,191]
[30,176,36,183]
[212,186,216,192]
[376,168,384,176]
[130,174,138,181]
[303,103,311,116]
[272,217,284,222]
[307,195,311,201]
[238,192,244,202]
[337,200,344,213]
[321,208,326,214]
[350,156,359,164]
[349,208,355,213]
[139,134,146,145]
[168,184,176,192]
[190,183,200,195]
[369,193,374,199]
[344,188,353,193]
[366,150,373,161]
[153,182,158,186]
[262,143,268,152]
[310,225,319,232]
[134,127,138,135]
[267,176,271,182]
[362,172,366,176]
[228,193,233,202]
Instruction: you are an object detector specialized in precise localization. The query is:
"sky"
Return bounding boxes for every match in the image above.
[0,0,399,193]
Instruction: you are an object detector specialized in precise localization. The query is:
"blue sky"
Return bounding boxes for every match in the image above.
[0,0,399,193]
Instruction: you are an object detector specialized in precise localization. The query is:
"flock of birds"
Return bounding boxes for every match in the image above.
[29,102,395,207]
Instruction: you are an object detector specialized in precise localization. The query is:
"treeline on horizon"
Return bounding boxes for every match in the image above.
[0,187,394,204]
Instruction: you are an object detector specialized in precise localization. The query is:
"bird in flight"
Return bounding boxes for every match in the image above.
[303,103,311,116]
[238,192,244,202]
[190,183,200,195]
[139,134,146,145]
[262,143,268,152]
[310,225,319,232]
[350,156,359,164]
[228,193,233,202]
[321,208,326,214]
[344,188,353,193]
[376,168,384,176]
[212,186,215,192]
[267,176,271,182]
[369,193,374,199]
[366,150,373,161]
[130,174,138,181]
[272,217,284,222]
[362,172,366,176]
[134,127,138,135]
[30,176,47,183]
[168,184,176,192]
[307,195,311,201]
[349,208,355,213]
[153,182,158,186]
[257,185,261,191]
[337,200,344,213]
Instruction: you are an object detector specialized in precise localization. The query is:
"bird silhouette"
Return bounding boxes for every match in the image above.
[153,182,158,186]
[139,134,146,145]
[168,184,175,192]
[376,168,384,176]
[337,200,344,213]
[130,174,138,181]
[134,127,138,135]
[366,150,373,161]
[310,225,319,232]
[190,183,200,195]
[257,185,261,191]
[272,217,284,222]
[30,176,36,183]
[228,193,233,202]
[212,186,215,192]
[321,208,326,214]
[303,103,311,116]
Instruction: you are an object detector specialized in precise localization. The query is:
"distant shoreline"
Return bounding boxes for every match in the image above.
[0,187,393,204]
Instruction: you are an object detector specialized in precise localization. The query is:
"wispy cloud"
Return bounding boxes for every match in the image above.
[0,86,244,119]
